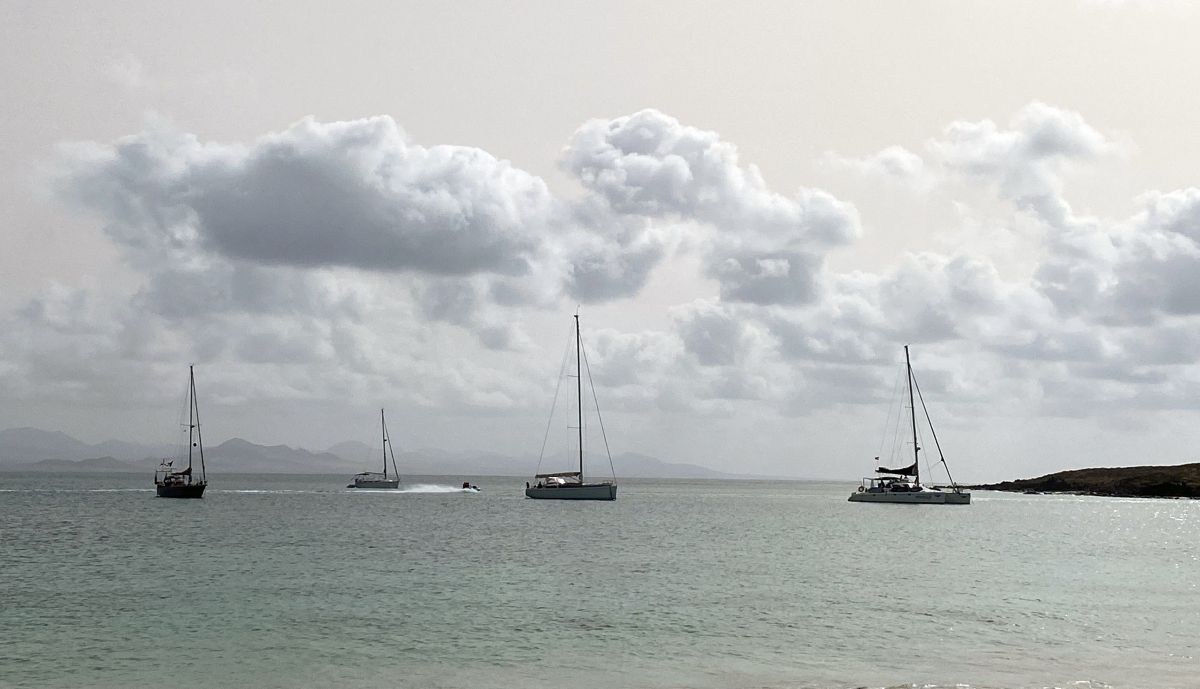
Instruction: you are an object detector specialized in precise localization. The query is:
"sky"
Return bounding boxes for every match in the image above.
[3,0,1200,482]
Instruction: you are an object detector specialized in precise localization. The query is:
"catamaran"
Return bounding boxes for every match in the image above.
[154,365,208,499]
[348,409,402,489]
[849,346,970,505]
[526,313,617,501]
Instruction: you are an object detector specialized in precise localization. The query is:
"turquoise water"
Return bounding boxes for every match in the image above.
[1,472,1197,689]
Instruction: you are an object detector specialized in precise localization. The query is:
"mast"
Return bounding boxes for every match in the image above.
[187,365,194,482]
[381,408,387,478]
[906,345,919,486]
[575,313,583,483]
[192,365,206,483]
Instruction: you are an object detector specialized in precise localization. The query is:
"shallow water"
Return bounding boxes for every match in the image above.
[1,472,1196,689]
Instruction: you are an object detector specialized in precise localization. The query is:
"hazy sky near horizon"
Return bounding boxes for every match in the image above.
[4,0,1200,481]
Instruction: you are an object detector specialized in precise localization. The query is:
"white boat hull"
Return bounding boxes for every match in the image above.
[849,489,970,504]
[351,478,401,489]
[943,491,971,504]
[525,483,617,501]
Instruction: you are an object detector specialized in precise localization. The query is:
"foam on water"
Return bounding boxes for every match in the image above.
[214,489,322,494]
[400,483,479,493]
[0,487,155,493]
[345,483,479,494]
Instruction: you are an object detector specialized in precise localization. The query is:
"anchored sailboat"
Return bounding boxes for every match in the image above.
[348,409,402,489]
[526,313,617,501]
[849,346,970,505]
[154,365,207,499]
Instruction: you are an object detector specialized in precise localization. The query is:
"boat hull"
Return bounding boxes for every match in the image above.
[525,483,617,501]
[351,479,401,489]
[849,490,970,504]
[156,482,206,499]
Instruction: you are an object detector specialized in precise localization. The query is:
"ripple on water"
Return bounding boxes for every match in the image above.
[1,473,1196,689]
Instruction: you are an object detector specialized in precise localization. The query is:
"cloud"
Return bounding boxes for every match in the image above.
[825,145,933,191]
[570,104,1200,423]
[562,109,860,305]
[16,101,1200,446]
[929,101,1111,226]
[53,116,559,276]
[559,196,667,301]
[563,109,860,246]
[710,250,823,305]
[674,300,750,367]
[1096,188,1200,321]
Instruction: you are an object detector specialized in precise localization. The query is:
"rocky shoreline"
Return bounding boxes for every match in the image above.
[971,462,1200,499]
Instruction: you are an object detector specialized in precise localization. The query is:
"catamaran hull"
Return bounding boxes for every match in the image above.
[849,490,970,504]
[156,483,206,498]
[351,480,401,489]
[525,484,617,501]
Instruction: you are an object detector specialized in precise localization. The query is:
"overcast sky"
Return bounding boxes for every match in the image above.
[3,0,1200,481]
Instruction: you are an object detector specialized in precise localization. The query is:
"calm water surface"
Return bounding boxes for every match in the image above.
[1,472,1196,689]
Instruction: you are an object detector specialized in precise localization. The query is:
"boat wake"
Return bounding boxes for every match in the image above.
[214,489,319,494]
[350,484,477,494]
[0,488,155,493]
[400,484,480,494]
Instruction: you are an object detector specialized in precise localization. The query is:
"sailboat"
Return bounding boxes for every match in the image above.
[154,365,208,499]
[849,346,970,505]
[348,409,401,489]
[525,313,617,501]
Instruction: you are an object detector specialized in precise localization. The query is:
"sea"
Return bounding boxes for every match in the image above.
[1,472,1196,689]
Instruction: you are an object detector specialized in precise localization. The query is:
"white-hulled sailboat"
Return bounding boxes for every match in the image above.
[525,313,617,501]
[849,346,970,505]
[348,409,401,489]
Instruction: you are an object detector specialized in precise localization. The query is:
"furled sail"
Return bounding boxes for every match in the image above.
[876,462,917,476]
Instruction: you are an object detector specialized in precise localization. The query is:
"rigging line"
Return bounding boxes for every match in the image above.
[916,415,933,484]
[535,322,576,474]
[170,375,190,460]
[881,358,905,464]
[910,368,959,491]
[386,417,400,478]
[192,366,205,482]
[579,336,616,481]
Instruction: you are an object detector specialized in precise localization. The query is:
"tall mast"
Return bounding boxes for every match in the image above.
[381,408,387,478]
[187,365,194,480]
[191,365,206,483]
[906,345,919,486]
[575,313,583,482]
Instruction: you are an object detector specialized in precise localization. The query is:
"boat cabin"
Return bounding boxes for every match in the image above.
[155,461,195,487]
[857,476,925,494]
[533,471,583,488]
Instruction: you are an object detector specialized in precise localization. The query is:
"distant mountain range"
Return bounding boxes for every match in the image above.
[0,427,752,479]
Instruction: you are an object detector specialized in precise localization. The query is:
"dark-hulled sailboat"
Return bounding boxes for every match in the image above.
[155,365,207,499]
[848,346,969,504]
[348,408,402,489]
[525,314,617,501]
